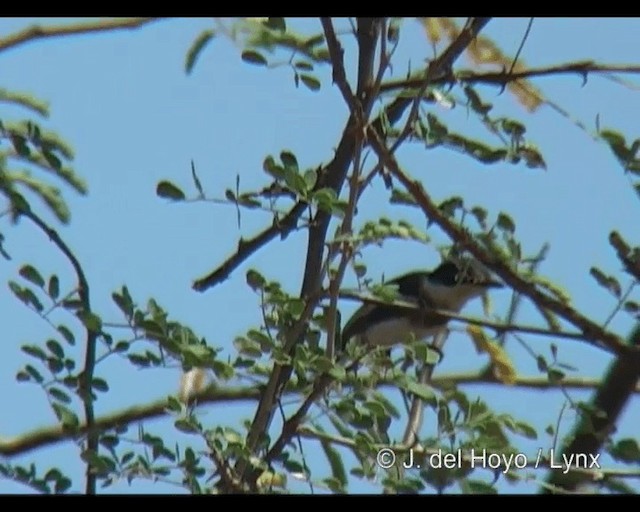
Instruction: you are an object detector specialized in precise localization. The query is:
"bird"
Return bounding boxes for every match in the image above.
[340,258,503,353]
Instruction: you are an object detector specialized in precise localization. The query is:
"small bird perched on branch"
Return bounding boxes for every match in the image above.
[340,257,503,352]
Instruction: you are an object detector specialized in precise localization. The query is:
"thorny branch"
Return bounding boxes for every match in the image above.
[192,201,307,291]
[18,207,99,494]
[379,61,640,93]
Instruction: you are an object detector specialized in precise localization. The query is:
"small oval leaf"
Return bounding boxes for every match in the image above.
[241,50,267,66]
[156,181,186,201]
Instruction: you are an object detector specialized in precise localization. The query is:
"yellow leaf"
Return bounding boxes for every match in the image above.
[466,37,544,113]
[420,18,442,45]
[466,325,517,385]
[436,18,460,40]
[257,470,286,489]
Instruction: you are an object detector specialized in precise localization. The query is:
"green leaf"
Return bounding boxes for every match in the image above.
[531,276,572,304]
[589,266,622,298]
[16,370,31,382]
[78,311,102,333]
[280,150,298,171]
[46,339,64,359]
[265,17,286,32]
[501,119,526,137]
[459,479,497,494]
[175,418,200,434]
[0,88,49,116]
[439,196,463,217]
[185,30,215,74]
[401,379,436,404]
[54,476,72,494]
[48,387,71,404]
[241,50,267,66]
[47,275,60,300]
[320,440,347,488]
[42,149,62,170]
[9,281,44,312]
[496,212,516,234]
[156,181,186,201]
[128,353,150,367]
[114,341,130,352]
[52,403,79,429]
[57,324,75,345]
[19,264,44,287]
[10,133,30,156]
[519,144,547,170]
[246,269,266,291]
[547,368,565,383]
[390,188,417,206]
[303,169,317,190]
[514,421,538,439]
[294,60,313,71]
[22,344,47,360]
[283,167,308,196]
[92,378,109,392]
[262,155,285,179]
[25,364,44,383]
[463,85,492,115]
[610,438,640,463]
[300,74,321,91]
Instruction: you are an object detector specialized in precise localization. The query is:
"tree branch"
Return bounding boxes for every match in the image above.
[192,201,306,291]
[379,61,640,93]
[0,18,164,55]
[3,373,637,459]
[543,323,640,493]
[337,289,590,343]
[320,18,358,112]
[18,207,98,494]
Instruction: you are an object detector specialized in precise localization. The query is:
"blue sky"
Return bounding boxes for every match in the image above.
[1,17,639,494]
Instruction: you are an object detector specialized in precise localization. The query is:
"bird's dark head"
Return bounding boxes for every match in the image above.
[429,258,503,289]
[421,258,503,311]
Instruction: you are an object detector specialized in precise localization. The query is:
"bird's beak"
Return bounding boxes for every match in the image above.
[483,279,504,289]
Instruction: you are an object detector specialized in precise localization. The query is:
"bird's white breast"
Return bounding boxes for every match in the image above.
[359,316,445,347]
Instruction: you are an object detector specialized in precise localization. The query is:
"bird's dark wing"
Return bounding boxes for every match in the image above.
[389,271,431,297]
[340,272,430,350]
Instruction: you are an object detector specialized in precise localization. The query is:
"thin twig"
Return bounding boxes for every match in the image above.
[552,400,568,454]
[508,18,535,75]
[603,280,637,329]
[0,18,164,55]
